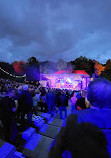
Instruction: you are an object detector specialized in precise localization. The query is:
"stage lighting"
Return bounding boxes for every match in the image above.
[67,78,71,83]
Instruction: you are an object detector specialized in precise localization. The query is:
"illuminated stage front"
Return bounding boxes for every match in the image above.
[40,73,91,90]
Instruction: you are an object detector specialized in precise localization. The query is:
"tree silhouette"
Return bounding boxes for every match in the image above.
[70,56,95,76]
[105,59,111,70]
[27,57,39,66]
[100,69,111,81]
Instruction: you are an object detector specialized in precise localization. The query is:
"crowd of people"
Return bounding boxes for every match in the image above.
[0,78,80,145]
[49,78,111,158]
[0,77,111,157]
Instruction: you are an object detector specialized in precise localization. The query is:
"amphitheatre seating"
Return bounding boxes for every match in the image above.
[41,113,51,121]
[22,127,53,158]
[34,119,45,130]
[0,128,52,158]
[48,117,63,127]
[0,142,15,158]
[54,113,60,119]
[20,105,71,158]
[22,127,36,141]
[23,132,42,150]
[25,114,45,131]
[20,110,66,158]
[37,111,63,127]
[33,116,45,130]
[0,141,25,158]
[39,124,60,139]
[37,112,51,122]
[12,151,26,158]
[0,103,71,158]
[22,135,53,158]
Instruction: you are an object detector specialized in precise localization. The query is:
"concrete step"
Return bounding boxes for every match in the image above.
[0,139,26,158]
[39,124,60,139]
[12,151,26,158]
[37,112,51,122]
[48,117,63,127]
[0,142,15,158]
[41,113,51,121]
[23,133,42,151]
[22,127,36,141]
[54,113,60,119]
[34,119,45,130]
[22,135,53,158]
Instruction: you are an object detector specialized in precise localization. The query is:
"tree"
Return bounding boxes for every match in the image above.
[105,59,111,70]
[100,69,111,81]
[12,61,25,74]
[73,56,95,76]
[27,57,39,66]
[75,56,88,70]
[0,62,16,75]
[94,61,105,76]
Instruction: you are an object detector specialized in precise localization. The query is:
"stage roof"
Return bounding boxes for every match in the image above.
[54,70,88,75]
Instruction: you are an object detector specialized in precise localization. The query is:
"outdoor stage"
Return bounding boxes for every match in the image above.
[40,70,91,90]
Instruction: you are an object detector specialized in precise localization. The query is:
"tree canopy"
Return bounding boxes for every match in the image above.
[26,57,39,66]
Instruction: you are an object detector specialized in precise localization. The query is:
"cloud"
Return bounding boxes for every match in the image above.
[0,0,111,63]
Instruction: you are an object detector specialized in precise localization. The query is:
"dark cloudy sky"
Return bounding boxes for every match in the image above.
[0,0,111,64]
